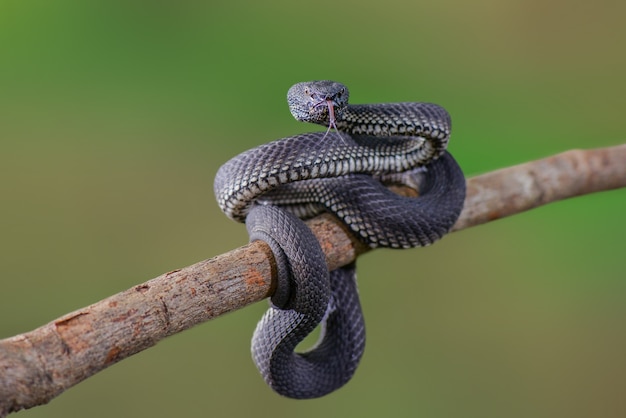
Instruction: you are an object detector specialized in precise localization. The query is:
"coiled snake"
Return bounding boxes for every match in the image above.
[213,80,466,398]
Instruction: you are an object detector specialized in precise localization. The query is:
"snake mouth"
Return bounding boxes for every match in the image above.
[311,99,337,124]
[307,86,346,121]
[310,99,341,139]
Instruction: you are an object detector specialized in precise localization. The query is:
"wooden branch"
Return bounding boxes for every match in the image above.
[1,144,625,416]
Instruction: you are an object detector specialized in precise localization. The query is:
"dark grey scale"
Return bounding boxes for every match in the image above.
[214,80,465,399]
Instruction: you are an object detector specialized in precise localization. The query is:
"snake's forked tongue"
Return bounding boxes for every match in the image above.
[323,99,341,140]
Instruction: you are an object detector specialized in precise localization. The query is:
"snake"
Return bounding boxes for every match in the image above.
[213,80,466,399]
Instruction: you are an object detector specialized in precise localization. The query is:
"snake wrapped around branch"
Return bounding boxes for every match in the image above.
[213,80,466,399]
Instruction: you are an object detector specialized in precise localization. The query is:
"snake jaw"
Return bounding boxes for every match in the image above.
[311,98,337,125]
[314,99,344,140]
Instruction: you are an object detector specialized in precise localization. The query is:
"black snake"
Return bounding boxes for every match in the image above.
[213,80,466,399]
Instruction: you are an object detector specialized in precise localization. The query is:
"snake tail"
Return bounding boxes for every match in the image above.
[247,205,366,399]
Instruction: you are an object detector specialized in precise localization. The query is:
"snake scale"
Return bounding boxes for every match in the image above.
[213,80,466,398]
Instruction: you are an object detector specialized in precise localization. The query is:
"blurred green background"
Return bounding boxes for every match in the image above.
[1,0,624,417]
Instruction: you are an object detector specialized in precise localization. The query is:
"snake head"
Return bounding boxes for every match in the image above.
[287,80,350,127]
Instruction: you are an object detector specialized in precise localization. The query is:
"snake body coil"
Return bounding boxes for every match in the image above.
[214,81,466,398]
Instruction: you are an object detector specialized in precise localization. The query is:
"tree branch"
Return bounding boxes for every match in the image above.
[1,144,624,416]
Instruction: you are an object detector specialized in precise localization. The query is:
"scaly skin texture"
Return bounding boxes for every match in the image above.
[214,81,466,398]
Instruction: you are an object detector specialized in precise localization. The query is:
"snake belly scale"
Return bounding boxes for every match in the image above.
[213,80,466,398]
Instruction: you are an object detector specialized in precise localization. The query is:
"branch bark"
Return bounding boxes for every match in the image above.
[1,144,625,416]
